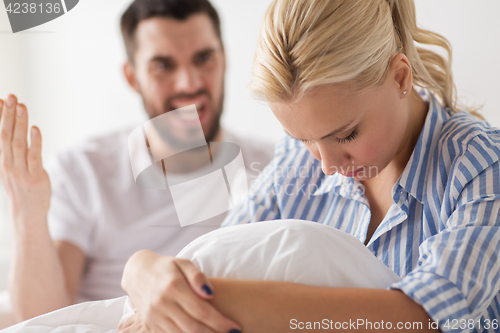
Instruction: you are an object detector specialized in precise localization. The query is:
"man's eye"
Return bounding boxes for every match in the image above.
[195,53,212,65]
[152,60,174,71]
[299,139,313,145]
[157,62,172,70]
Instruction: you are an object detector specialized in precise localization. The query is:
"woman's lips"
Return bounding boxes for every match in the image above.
[341,167,365,178]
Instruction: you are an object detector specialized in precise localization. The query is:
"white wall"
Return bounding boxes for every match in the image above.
[414,0,500,121]
[0,0,499,289]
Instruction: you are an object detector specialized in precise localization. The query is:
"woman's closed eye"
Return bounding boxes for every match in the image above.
[335,129,358,144]
[299,138,313,145]
[298,129,358,145]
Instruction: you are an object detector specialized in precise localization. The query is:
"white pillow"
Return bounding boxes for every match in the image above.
[177,219,401,288]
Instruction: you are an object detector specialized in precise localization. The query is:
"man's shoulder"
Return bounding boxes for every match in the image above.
[46,126,135,179]
[222,129,275,171]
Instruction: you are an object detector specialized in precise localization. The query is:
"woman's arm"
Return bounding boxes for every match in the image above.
[122,250,438,333]
[208,278,440,333]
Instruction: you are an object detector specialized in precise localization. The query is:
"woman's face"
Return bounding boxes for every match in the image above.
[269,74,413,180]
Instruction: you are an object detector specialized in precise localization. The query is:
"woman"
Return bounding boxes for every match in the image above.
[119,0,500,332]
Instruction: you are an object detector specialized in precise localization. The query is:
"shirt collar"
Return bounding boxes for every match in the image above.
[313,90,451,203]
[313,172,367,203]
[393,90,451,203]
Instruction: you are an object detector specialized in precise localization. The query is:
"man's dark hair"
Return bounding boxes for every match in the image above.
[120,0,222,63]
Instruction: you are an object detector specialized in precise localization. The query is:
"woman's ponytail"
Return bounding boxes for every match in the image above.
[388,0,479,116]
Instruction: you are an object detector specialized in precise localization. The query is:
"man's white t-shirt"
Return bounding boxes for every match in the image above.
[46,127,274,302]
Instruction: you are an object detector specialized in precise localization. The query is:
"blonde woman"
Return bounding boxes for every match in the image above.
[119,0,500,332]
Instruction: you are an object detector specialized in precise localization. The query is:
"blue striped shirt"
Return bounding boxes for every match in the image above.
[222,91,500,332]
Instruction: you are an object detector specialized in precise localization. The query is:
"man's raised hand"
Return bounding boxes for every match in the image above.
[0,94,51,226]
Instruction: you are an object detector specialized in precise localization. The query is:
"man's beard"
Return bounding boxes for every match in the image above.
[140,88,224,151]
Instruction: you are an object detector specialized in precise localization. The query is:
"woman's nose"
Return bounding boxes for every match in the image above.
[312,142,350,175]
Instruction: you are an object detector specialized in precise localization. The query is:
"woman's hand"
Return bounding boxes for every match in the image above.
[121,250,242,333]
[117,314,154,333]
[0,94,51,227]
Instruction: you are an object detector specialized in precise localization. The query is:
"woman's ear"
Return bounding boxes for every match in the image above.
[391,53,413,96]
[123,61,140,93]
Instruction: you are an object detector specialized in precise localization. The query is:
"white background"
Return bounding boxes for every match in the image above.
[0,0,499,289]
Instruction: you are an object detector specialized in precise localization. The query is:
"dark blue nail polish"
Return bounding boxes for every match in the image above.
[202,284,213,295]
[229,330,242,333]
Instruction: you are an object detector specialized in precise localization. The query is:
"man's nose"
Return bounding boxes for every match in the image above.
[173,67,203,94]
[313,142,350,176]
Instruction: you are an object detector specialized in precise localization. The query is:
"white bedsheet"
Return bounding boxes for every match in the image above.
[0,296,133,333]
[1,220,401,332]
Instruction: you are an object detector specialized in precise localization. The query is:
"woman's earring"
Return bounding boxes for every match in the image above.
[402,90,407,95]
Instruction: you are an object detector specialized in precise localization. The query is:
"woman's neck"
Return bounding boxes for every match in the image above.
[394,90,429,171]
[364,90,429,187]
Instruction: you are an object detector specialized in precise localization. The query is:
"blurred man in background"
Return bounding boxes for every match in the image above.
[0,0,273,327]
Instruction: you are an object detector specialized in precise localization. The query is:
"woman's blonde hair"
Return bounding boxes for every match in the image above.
[250,0,478,116]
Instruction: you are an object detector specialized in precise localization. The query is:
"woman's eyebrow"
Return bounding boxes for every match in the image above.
[283,120,356,141]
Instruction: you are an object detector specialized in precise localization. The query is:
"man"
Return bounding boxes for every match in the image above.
[0,0,273,326]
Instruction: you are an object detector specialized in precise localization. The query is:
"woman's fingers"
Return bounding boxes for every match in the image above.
[174,286,237,333]
[116,315,136,331]
[12,103,29,174]
[0,94,18,171]
[163,301,218,333]
[175,259,215,300]
[124,253,241,333]
[119,312,185,333]
[117,314,155,333]
[173,259,241,333]
[28,126,43,176]
[148,310,184,333]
